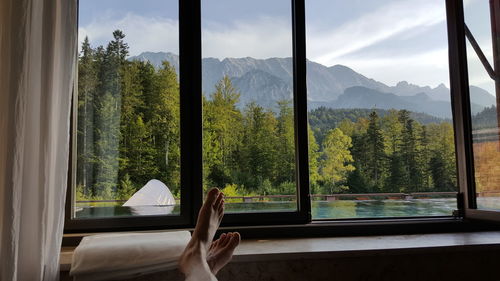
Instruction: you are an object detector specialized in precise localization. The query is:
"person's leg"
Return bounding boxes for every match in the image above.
[179,188,226,281]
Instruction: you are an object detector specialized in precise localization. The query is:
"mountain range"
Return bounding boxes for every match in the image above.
[129,52,496,118]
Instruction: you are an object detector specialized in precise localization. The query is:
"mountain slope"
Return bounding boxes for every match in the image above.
[231,70,292,109]
[309,86,485,118]
[128,52,495,118]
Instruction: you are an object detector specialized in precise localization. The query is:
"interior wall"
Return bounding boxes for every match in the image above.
[61,247,500,281]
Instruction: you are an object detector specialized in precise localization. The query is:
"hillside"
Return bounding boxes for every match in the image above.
[308,107,449,144]
[129,52,496,118]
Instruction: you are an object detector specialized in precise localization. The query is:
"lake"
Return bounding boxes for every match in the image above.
[76,198,464,219]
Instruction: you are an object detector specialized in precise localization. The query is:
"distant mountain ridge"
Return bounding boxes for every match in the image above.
[128,52,496,117]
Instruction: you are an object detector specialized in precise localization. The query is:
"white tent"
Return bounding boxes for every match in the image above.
[123,179,176,215]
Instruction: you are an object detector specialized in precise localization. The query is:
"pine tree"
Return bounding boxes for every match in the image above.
[430,153,454,191]
[275,100,295,184]
[152,61,181,192]
[398,110,422,192]
[419,125,433,191]
[203,76,242,189]
[365,111,386,190]
[93,30,129,198]
[77,36,98,196]
[238,102,278,191]
[308,125,321,188]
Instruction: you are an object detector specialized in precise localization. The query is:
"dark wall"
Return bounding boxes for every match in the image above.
[60,247,499,281]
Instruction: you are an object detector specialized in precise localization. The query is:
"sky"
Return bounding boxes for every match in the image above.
[78,0,496,95]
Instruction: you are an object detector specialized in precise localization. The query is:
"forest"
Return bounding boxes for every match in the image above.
[76,31,458,202]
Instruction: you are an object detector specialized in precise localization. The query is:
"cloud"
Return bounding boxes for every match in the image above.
[333,48,450,87]
[202,16,292,59]
[307,0,446,66]
[78,13,179,56]
[77,2,456,89]
[78,12,292,59]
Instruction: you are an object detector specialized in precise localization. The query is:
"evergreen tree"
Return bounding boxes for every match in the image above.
[349,134,370,192]
[385,153,406,192]
[308,125,321,188]
[430,153,455,191]
[151,61,181,192]
[77,36,98,196]
[419,125,433,191]
[398,110,422,192]
[275,100,295,184]
[203,76,242,188]
[238,103,278,191]
[93,30,129,198]
[365,111,386,189]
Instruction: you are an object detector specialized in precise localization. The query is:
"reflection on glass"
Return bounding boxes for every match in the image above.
[201,0,297,213]
[465,0,500,211]
[75,0,180,218]
[306,0,458,219]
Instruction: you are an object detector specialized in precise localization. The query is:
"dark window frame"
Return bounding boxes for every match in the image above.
[64,0,500,237]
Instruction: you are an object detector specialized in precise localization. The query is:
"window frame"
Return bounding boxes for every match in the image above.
[449,0,500,223]
[64,0,500,236]
[65,0,311,233]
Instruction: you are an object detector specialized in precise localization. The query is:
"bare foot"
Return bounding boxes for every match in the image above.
[192,188,224,246]
[179,188,225,279]
[207,232,241,275]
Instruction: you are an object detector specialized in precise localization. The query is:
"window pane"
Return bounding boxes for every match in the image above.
[75,0,180,218]
[201,0,297,213]
[465,1,500,211]
[306,0,458,219]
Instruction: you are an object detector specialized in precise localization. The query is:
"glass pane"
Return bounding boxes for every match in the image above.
[201,0,297,213]
[75,0,180,218]
[464,0,500,211]
[306,0,458,219]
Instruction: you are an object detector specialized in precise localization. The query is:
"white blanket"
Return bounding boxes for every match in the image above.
[70,231,191,281]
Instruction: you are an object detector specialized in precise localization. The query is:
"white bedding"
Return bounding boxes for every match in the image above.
[70,231,191,281]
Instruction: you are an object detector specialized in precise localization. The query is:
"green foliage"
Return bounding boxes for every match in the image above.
[77,31,458,202]
[365,111,386,189]
[203,76,243,189]
[118,174,137,200]
[472,105,498,129]
[76,30,181,200]
[320,128,355,193]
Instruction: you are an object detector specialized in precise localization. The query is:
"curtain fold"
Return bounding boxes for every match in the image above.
[0,0,77,280]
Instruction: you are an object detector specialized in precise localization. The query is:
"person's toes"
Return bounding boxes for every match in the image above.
[221,232,239,250]
[220,233,233,247]
[229,232,241,248]
[219,233,228,243]
[214,192,224,209]
[214,234,227,248]
[205,188,220,206]
[218,200,224,219]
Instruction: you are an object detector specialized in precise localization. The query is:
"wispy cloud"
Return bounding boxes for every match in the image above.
[78,13,292,59]
[78,13,179,56]
[202,16,292,59]
[332,48,450,88]
[307,0,446,66]
[77,1,458,89]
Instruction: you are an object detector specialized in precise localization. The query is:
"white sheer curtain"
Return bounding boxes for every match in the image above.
[0,0,77,280]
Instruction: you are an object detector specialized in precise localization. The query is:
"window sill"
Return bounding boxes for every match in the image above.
[60,230,500,272]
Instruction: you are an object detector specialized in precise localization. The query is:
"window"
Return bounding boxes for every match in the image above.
[65,0,500,234]
[74,0,181,219]
[462,0,500,218]
[201,0,298,214]
[305,0,458,220]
